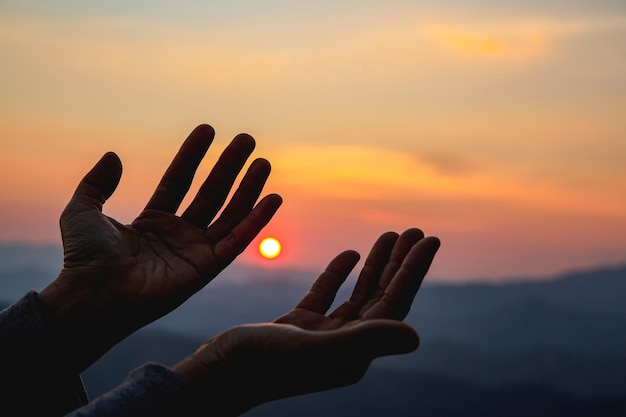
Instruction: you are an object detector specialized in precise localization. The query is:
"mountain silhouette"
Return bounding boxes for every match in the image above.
[1,244,625,415]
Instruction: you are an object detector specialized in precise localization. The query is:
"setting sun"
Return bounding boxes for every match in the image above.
[259,237,282,259]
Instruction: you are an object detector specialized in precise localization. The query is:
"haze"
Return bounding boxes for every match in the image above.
[1,1,625,282]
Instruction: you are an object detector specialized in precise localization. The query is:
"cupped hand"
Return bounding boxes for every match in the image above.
[38,124,282,373]
[174,228,440,416]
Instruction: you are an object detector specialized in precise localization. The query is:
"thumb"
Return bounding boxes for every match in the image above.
[65,152,122,214]
[346,320,420,359]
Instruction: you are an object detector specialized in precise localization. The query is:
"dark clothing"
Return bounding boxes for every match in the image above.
[0,291,192,417]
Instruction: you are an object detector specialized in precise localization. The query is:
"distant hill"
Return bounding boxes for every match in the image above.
[407,263,626,355]
[71,325,626,417]
[2,244,626,415]
[0,244,63,297]
[245,367,626,417]
[79,327,626,417]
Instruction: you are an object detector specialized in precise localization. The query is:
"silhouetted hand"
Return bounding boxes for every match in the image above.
[38,124,282,373]
[173,228,440,416]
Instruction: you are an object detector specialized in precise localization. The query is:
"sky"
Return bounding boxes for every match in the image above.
[1,0,625,283]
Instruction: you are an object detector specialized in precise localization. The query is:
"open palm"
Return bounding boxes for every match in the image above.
[177,228,440,416]
[38,124,282,373]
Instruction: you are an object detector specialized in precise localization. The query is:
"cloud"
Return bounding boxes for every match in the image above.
[266,142,626,225]
[416,152,480,176]
[2,12,624,98]
[428,26,545,60]
[0,17,294,92]
[424,15,626,60]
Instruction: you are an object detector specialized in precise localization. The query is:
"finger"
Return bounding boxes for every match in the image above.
[144,124,215,213]
[204,158,271,241]
[328,231,398,320]
[345,320,419,358]
[363,236,440,320]
[213,193,283,266]
[358,228,424,315]
[181,133,256,228]
[293,250,360,314]
[300,320,419,389]
[64,152,122,215]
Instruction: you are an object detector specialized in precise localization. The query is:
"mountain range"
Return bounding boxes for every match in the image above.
[1,244,625,416]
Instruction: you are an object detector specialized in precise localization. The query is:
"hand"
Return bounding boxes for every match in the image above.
[38,124,282,373]
[173,228,440,416]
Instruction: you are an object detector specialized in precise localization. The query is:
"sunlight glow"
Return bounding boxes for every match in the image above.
[259,237,282,259]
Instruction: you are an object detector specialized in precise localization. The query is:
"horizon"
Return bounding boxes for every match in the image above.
[0,241,624,286]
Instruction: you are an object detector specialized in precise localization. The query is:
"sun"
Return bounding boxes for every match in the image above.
[259,237,282,259]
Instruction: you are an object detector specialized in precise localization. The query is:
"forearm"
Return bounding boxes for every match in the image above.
[172,354,252,417]
[0,292,235,417]
[37,273,112,375]
[0,291,88,416]
[60,360,249,417]
[36,268,146,375]
[66,363,194,417]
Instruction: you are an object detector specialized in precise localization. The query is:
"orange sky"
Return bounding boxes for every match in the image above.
[1,2,625,282]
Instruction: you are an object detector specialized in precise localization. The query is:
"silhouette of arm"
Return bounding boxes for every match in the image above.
[0,291,89,416]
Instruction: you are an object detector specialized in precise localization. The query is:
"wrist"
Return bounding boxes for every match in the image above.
[37,274,80,326]
[173,357,243,417]
[172,337,257,417]
[37,270,108,373]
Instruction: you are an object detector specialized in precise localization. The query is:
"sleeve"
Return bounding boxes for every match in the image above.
[1,292,202,417]
[0,290,89,416]
[66,363,195,417]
